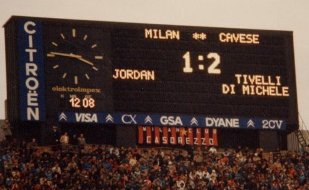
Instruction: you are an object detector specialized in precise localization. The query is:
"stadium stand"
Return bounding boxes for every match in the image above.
[0,138,308,189]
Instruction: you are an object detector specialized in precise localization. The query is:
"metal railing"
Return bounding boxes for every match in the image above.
[296,114,309,149]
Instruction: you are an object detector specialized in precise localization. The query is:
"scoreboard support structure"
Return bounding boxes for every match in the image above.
[4,16,298,151]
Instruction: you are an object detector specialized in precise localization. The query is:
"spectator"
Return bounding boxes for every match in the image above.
[0,139,308,189]
[71,134,78,146]
[50,126,60,146]
[209,146,217,154]
[305,145,309,153]
[2,120,12,141]
[77,133,86,149]
[60,132,69,151]
[26,138,38,157]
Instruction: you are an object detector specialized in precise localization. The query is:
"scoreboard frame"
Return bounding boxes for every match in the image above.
[4,16,298,133]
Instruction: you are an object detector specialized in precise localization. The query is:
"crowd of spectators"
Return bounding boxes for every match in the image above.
[0,136,308,190]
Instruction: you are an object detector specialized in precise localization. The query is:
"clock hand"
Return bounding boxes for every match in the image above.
[76,57,98,71]
[49,52,82,58]
[49,51,97,69]
[76,57,95,66]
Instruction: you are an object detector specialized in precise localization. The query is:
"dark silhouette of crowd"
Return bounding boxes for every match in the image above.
[0,138,308,190]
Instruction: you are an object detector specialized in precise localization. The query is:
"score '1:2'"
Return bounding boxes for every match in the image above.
[182,51,221,74]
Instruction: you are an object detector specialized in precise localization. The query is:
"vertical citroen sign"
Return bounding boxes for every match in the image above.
[18,20,45,121]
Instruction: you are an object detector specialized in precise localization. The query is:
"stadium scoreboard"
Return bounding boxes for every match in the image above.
[4,16,298,130]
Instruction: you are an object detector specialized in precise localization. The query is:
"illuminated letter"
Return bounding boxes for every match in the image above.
[27,107,39,120]
[282,87,289,96]
[26,63,38,76]
[113,69,119,79]
[27,92,38,106]
[25,49,37,62]
[235,74,242,84]
[276,76,281,86]
[252,34,259,44]
[25,77,39,91]
[24,21,36,34]
[145,29,152,39]
[219,33,226,42]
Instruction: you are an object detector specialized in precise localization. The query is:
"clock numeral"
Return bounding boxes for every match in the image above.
[72,28,76,38]
[62,73,67,79]
[47,53,55,57]
[95,56,103,60]
[74,76,78,85]
[61,33,65,39]
[85,74,90,80]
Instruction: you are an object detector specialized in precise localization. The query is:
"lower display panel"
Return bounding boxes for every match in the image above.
[13,122,288,151]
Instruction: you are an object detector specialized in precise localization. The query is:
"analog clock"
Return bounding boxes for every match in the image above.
[43,24,113,114]
[45,27,105,86]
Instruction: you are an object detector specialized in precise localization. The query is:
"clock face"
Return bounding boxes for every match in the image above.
[43,24,113,113]
[45,26,107,86]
